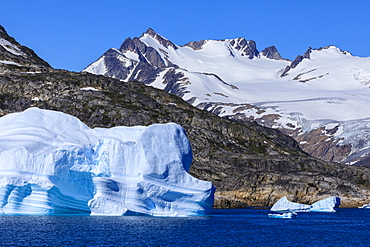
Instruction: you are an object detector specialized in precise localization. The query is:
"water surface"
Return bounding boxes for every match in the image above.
[0,209,369,246]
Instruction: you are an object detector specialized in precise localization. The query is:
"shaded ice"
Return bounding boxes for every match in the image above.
[0,108,215,216]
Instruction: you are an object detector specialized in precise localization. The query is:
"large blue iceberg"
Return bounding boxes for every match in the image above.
[270,196,340,212]
[0,108,215,216]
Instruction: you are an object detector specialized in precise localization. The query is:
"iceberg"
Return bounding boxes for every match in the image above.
[310,196,340,212]
[268,212,297,219]
[359,204,370,209]
[270,196,311,212]
[270,196,340,213]
[0,108,215,216]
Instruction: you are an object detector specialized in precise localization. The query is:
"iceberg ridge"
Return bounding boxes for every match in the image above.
[0,108,215,216]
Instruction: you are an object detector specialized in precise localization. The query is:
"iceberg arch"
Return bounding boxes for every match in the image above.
[0,108,215,216]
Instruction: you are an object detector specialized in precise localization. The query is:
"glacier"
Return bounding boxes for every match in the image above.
[270,196,340,213]
[0,108,215,216]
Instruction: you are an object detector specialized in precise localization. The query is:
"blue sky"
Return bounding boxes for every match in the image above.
[1,0,369,71]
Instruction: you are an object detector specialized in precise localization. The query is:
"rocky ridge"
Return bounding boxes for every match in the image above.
[85,28,285,83]
[0,26,51,73]
[2,25,370,208]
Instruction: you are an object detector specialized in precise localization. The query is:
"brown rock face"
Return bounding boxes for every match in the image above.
[294,127,352,163]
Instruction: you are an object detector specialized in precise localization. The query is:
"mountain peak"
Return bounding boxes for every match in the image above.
[260,46,285,60]
[185,40,207,50]
[144,28,157,36]
[229,38,258,59]
[0,25,8,36]
[0,25,15,42]
[141,28,178,50]
[280,47,312,77]
[315,45,352,56]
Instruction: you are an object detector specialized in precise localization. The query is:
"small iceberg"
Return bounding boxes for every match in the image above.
[270,196,311,212]
[270,196,340,213]
[310,196,340,212]
[359,204,370,209]
[268,212,297,219]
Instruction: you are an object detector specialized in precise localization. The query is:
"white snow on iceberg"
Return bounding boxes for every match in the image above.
[270,196,340,213]
[0,108,215,216]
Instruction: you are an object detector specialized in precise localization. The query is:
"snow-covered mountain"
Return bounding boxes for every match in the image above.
[84,29,370,166]
[0,108,214,216]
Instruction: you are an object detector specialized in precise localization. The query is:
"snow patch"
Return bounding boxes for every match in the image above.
[0,60,21,66]
[84,58,107,75]
[0,38,25,56]
[80,87,100,91]
[123,51,140,62]
[352,68,370,85]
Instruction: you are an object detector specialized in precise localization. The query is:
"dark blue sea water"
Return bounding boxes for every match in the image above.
[0,209,369,246]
